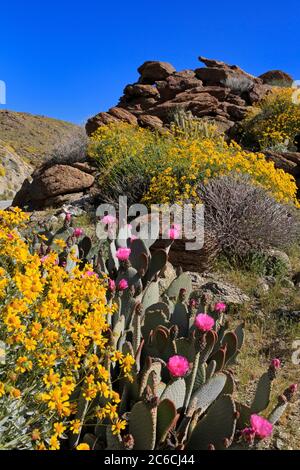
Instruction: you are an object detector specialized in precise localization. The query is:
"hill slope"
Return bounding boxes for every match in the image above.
[0,109,81,166]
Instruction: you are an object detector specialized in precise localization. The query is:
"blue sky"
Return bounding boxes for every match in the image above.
[1,0,300,124]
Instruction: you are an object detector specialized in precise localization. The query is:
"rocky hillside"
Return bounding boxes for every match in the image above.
[0,110,81,165]
[0,110,84,198]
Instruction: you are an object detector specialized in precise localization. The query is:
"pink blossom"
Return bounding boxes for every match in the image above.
[214,302,226,313]
[108,279,116,291]
[194,313,215,332]
[74,227,83,238]
[271,358,281,369]
[40,255,48,263]
[65,212,72,222]
[101,214,116,225]
[250,414,273,439]
[116,247,131,261]
[289,383,298,393]
[7,233,14,240]
[84,270,98,278]
[168,226,180,240]
[167,355,189,377]
[118,279,128,290]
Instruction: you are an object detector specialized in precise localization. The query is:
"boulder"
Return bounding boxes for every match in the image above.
[108,107,138,125]
[12,164,95,209]
[156,75,202,101]
[137,114,164,130]
[86,112,118,136]
[195,280,250,305]
[124,84,160,98]
[259,70,293,86]
[138,61,176,83]
[148,93,219,121]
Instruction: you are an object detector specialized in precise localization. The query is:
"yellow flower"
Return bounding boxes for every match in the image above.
[76,443,90,450]
[111,419,127,435]
[53,422,66,437]
[70,419,81,434]
[49,435,60,450]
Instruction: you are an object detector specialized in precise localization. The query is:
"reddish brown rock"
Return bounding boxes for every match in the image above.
[138,61,176,84]
[124,84,160,98]
[137,114,164,130]
[86,112,118,136]
[156,75,202,101]
[12,164,95,209]
[259,70,293,86]
[108,107,138,125]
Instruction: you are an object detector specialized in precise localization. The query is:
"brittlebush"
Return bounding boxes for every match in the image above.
[0,208,133,450]
[90,122,298,206]
[242,88,300,150]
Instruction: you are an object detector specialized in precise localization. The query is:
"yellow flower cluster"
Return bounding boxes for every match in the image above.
[0,208,134,450]
[90,121,298,206]
[243,88,300,150]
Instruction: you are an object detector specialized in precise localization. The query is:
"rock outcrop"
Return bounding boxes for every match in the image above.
[86,56,273,136]
[12,162,97,210]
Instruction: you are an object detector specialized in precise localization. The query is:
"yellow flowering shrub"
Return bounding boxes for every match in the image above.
[90,122,298,206]
[0,208,133,450]
[242,88,300,150]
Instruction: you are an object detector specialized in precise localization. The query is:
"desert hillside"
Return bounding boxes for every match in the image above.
[0,110,85,198]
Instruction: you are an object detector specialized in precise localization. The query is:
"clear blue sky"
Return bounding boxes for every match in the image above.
[1,0,300,124]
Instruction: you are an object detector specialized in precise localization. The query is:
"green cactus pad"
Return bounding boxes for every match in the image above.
[161,378,186,410]
[206,360,216,380]
[146,249,168,282]
[171,302,189,337]
[142,309,169,343]
[166,273,192,300]
[141,281,160,312]
[189,372,227,414]
[156,399,177,443]
[268,401,288,425]
[186,395,237,450]
[222,331,238,365]
[250,372,272,414]
[129,401,157,450]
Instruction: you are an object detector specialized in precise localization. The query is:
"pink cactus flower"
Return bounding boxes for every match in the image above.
[74,227,83,238]
[194,313,215,332]
[214,302,226,313]
[168,226,180,240]
[250,414,273,439]
[84,270,98,278]
[167,355,189,377]
[108,279,116,291]
[116,247,131,261]
[101,214,116,225]
[289,383,298,393]
[65,212,72,222]
[118,279,128,290]
[271,358,281,369]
